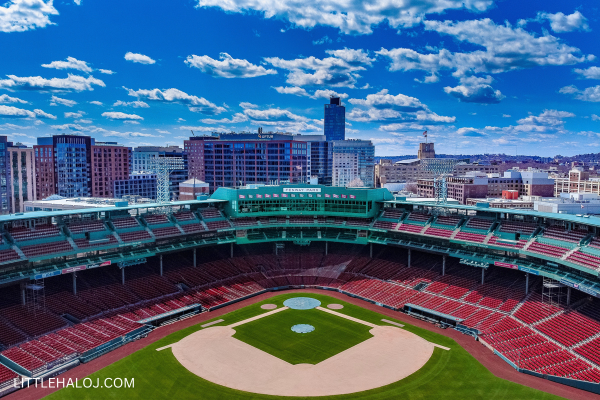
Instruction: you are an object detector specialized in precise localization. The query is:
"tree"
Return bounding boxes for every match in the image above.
[347,178,365,187]
[405,182,418,193]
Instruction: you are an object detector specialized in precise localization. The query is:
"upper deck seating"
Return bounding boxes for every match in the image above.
[74,234,118,249]
[9,224,61,242]
[543,226,588,243]
[143,214,170,225]
[382,209,404,219]
[67,220,106,234]
[118,230,152,243]
[435,215,461,227]
[0,249,20,263]
[566,251,600,271]
[373,221,398,230]
[200,208,221,219]
[111,216,139,229]
[454,231,486,243]
[399,223,424,234]
[499,221,537,235]
[20,241,73,258]
[527,241,569,258]
[423,227,454,238]
[466,218,494,231]
[231,218,258,227]
[487,236,527,249]
[173,211,196,222]
[151,227,181,238]
[406,212,430,223]
[206,220,231,231]
[345,218,371,227]
[181,223,206,233]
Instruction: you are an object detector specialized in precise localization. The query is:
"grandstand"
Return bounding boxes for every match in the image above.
[0,184,599,396]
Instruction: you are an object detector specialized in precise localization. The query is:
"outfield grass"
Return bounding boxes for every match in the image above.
[46,292,562,400]
[233,308,373,364]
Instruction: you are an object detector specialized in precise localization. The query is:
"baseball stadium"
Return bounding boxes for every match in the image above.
[0,184,598,399]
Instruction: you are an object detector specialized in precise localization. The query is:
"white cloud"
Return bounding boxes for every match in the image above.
[265,48,374,88]
[239,102,258,109]
[239,106,323,132]
[101,112,144,121]
[98,69,115,75]
[179,125,225,132]
[559,85,600,102]
[75,119,92,124]
[0,105,35,118]
[125,87,226,115]
[502,114,511,118]
[50,123,88,131]
[194,0,494,35]
[34,109,56,119]
[64,111,85,118]
[156,129,170,134]
[123,120,140,125]
[273,86,348,100]
[443,75,505,104]
[0,94,28,104]
[89,100,103,106]
[536,11,589,33]
[592,114,600,122]
[456,127,487,137]
[103,131,161,138]
[0,123,33,130]
[42,57,93,73]
[0,74,105,91]
[124,52,156,65]
[574,66,600,80]
[313,36,332,45]
[50,95,77,107]
[347,89,455,123]
[516,109,574,127]
[377,19,591,96]
[201,113,249,124]
[0,0,58,33]
[113,100,149,108]
[185,53,277,78]
[177,118,186,122]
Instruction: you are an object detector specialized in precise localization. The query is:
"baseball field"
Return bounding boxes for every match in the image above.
[45,292,561,399]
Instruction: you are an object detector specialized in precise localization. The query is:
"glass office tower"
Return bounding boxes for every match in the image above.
[324,97,345,141]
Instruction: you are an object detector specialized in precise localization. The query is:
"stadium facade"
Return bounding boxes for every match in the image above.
[0,184,599,394]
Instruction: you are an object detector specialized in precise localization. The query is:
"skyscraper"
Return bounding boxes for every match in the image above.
[7,143,36,214]
[35,135,131,199]
[324,97,345,141]
[186,132,309,192]
[331,140,375,187]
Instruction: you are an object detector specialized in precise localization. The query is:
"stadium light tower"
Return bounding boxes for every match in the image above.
[149,157,184,207]
[421,158,458,206]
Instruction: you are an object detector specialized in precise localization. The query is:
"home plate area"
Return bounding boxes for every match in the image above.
[171,298,440,397]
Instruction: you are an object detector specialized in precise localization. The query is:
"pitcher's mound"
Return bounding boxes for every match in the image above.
[171,325,434,396]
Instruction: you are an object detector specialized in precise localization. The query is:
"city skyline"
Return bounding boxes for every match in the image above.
[0,0,599,157]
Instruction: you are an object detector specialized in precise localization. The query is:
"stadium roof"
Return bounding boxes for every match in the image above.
[0,199,225,223]
[385,199,600,228]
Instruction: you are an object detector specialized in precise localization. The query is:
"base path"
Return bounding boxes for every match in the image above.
[171,324,434,397]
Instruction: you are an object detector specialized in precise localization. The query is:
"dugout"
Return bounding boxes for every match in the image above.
[403,303,464,327]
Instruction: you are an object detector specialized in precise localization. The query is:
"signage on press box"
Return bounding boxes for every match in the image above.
[282,188,322,193]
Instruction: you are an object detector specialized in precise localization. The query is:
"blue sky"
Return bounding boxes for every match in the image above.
[0,0,599,156]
